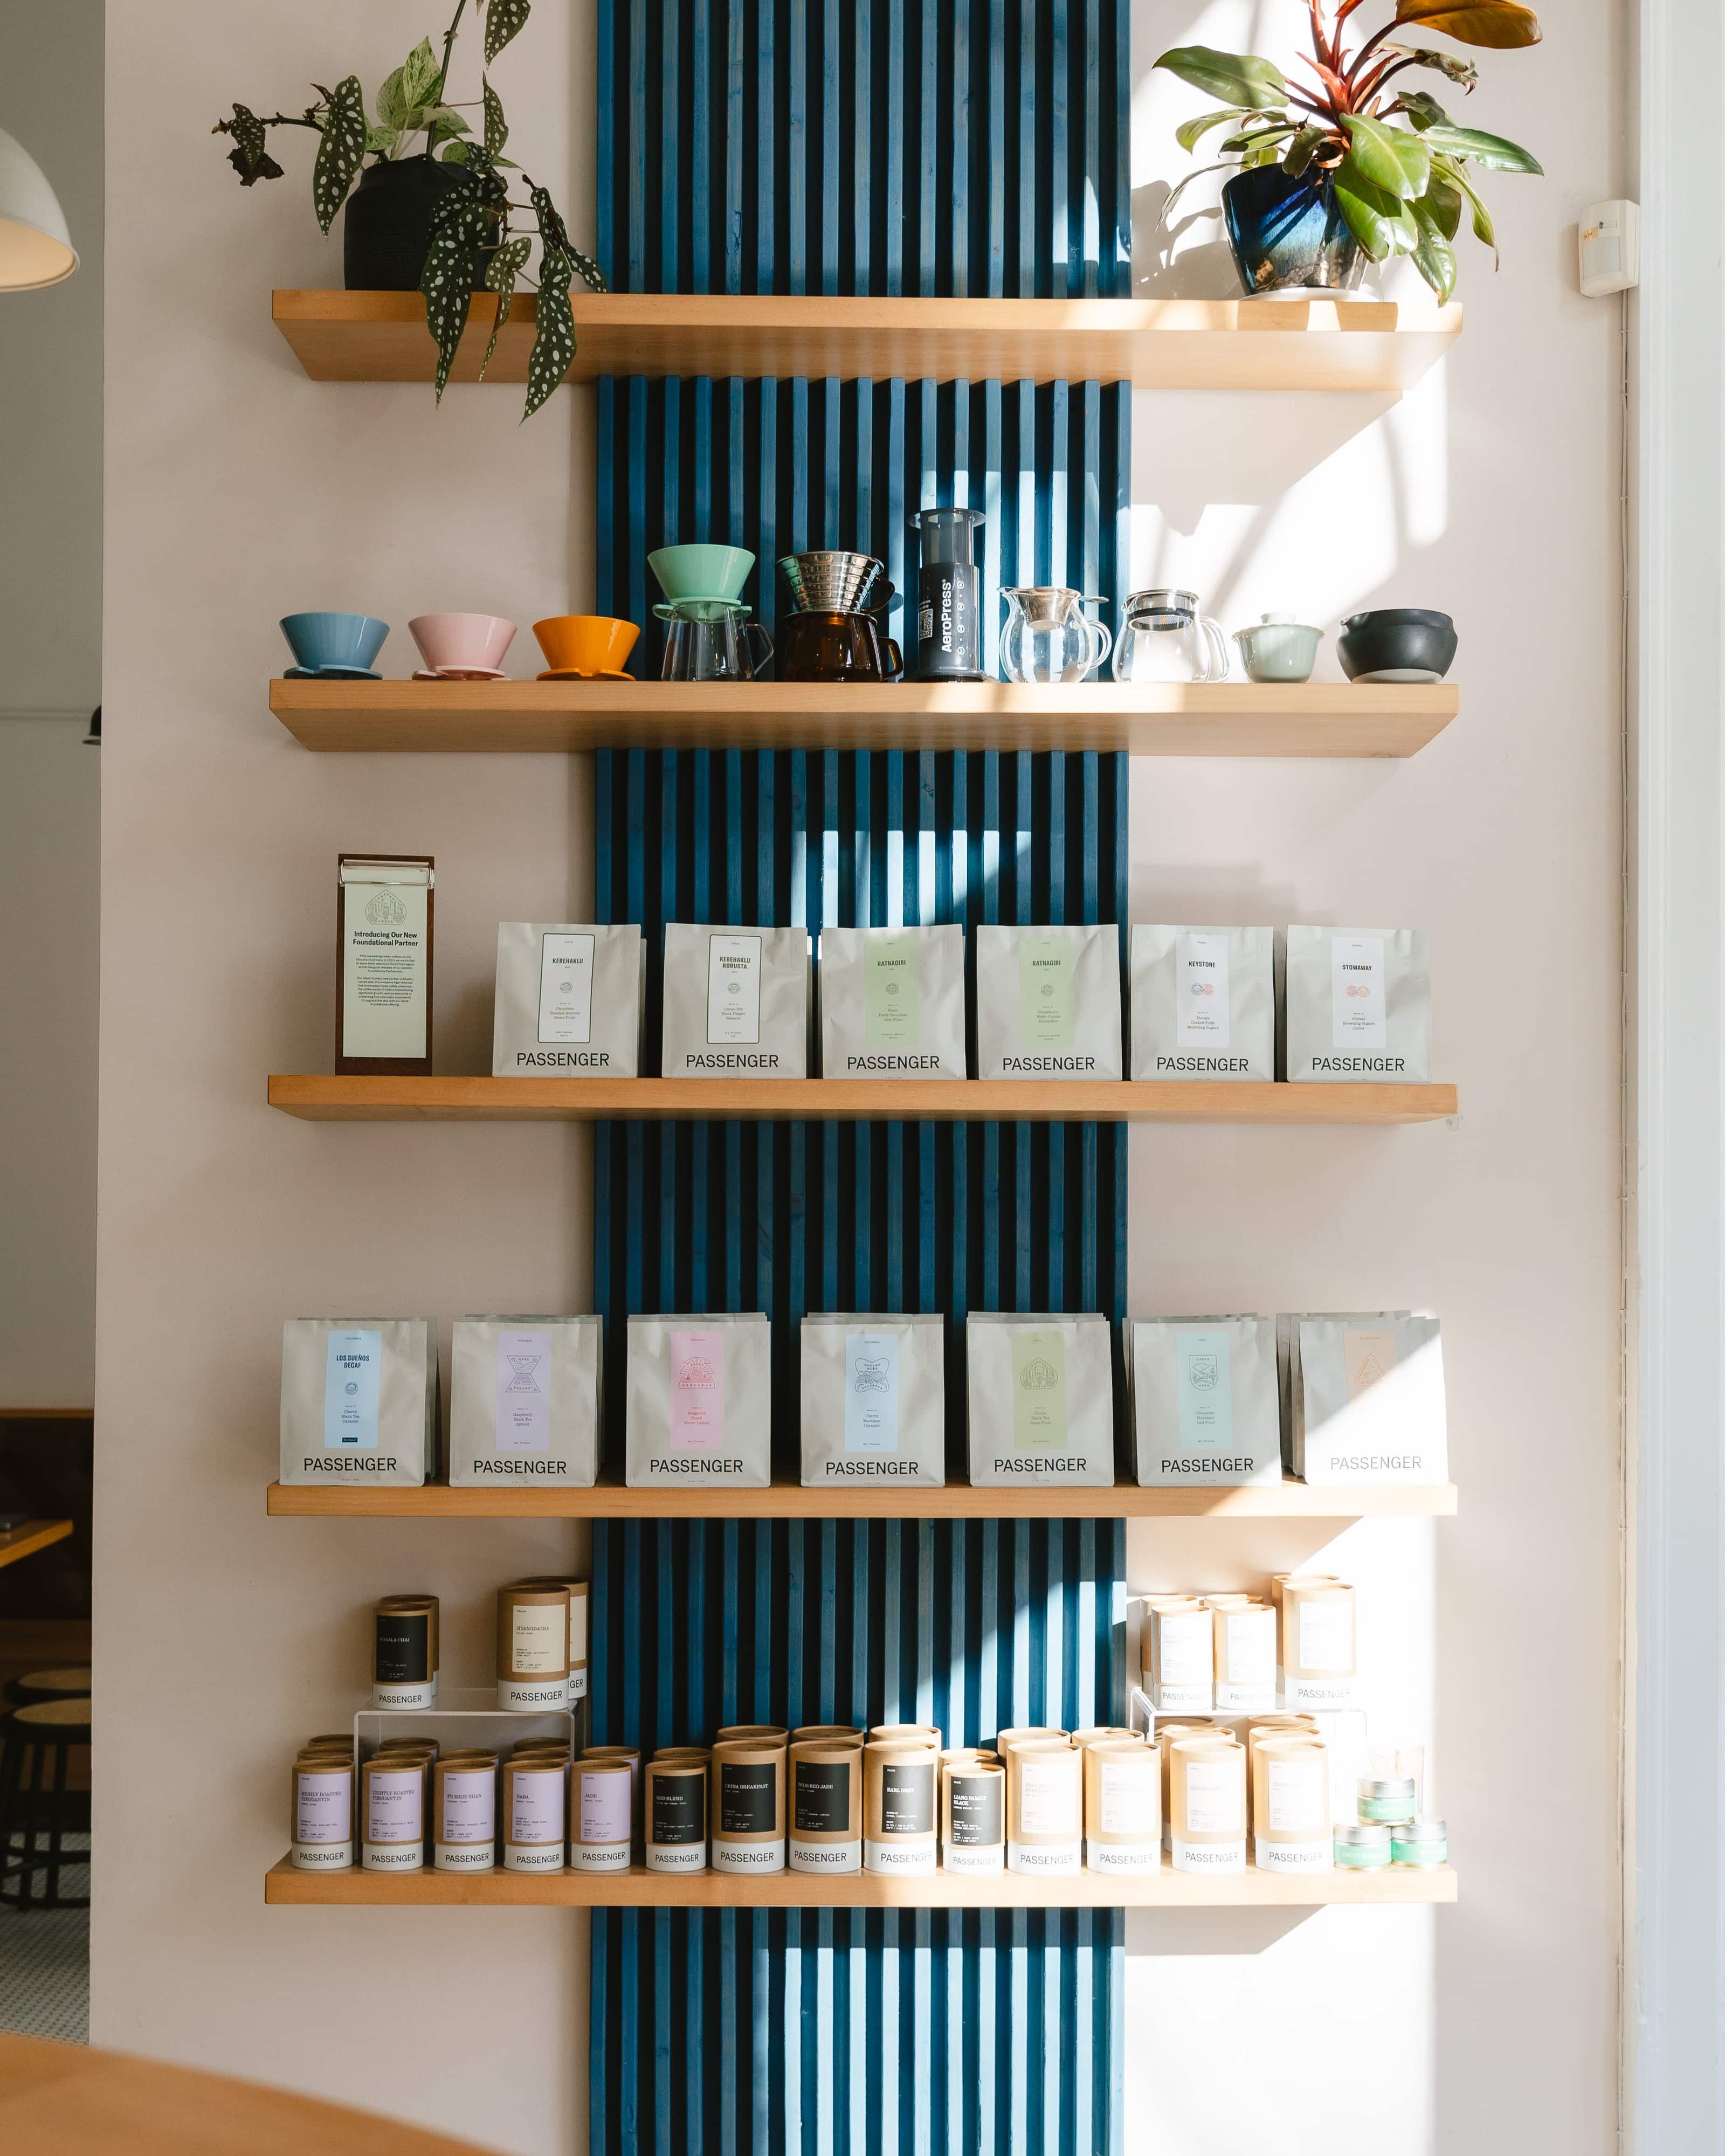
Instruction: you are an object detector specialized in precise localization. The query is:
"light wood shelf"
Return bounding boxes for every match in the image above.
[265,1854,1456,1909]
[265,1475,1457,1521]
[267,1075,1458,1124]
[267,677,1458,759]
[272,290,1461,393]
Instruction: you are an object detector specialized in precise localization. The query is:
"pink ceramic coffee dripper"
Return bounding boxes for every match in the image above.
[409,613,518,679]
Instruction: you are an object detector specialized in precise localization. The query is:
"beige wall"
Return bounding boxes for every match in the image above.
[95,5,1621,2156]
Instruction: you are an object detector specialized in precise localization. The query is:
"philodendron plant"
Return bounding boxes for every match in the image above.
[1156,0,1543,299]
[212,0,604,418]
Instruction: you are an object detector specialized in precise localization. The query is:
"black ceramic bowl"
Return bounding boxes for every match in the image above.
[1337,608,1458,681]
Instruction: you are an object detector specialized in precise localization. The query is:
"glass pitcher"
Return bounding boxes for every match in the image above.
[998,588,1113,683]
[656,599,774,682]
[1111,589,1230,683]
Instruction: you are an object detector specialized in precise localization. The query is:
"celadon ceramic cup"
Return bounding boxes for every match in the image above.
[534,614,641,676]
[280,611,390,674]
[409,612,518,676]
[647,544,755,603]
[1233,612,1322,683]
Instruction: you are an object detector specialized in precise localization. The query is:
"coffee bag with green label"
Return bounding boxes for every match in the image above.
[660,923,811,1078]
[1130,1317,1280,1485]
[450,1315,602,1487]
[1280,927,1431,1082]
[492,922,645,1076]
[280,1317,439,1487]
[965,1312,1116,1485]
[817,927,967,1079]
[625,1311,772,1487]
[799,1312,946,1487]
[1289,1315,1447,1483]
[975,924,1123,1080]
[1129,925,1274,1081]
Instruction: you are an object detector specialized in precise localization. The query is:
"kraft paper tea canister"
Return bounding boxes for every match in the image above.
[1288,1315,1448,1483]
[646,1756,709,1874]
[503,1757,569,1872]
[1083,1741,1161,1874]
[711,1742,787,1874]
[434,1754,498,1873]
[965,1312,1116,1487]
[371,1594,438,1711]
[279,1317,439,1487]
[1130,1316,1281,1487]
[449,1317,602,1489]
[492,921,645,1076]
[625,1312,773,1488]
[974,923,1124,1080]
[291,1754,354,1871]
[1006,1740,1083,1875]
[799,1313,946,1488]
[495,1584,570,1712]
[1144,1598,1214,1713]
[572,1760,634,1872]
[941,1758,1005,1873]
[817,925,967,1079]
[1253,1740,1333,1871]
[514,1575,590,1704]
[1279,1580,1357,1709]
[1168,1739,1246,1875]
[1280,925,1432,1083]
[361,1753,425,1872]
[1210,1600,1278,1713]
[862,1744,938,1874]
[789,1742,862,1874]
[1129,924,1275,1081]
[660,923,811,1078]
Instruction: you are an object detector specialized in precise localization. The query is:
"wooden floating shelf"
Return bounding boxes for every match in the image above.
[267,1075,1458,1125]
[272,290,1461,393]
[267,676,1459,759]
[265,1854,1455,1909]
[265,1475,1457,1521]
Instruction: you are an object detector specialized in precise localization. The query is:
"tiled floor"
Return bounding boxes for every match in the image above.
[0,1837,89,2043]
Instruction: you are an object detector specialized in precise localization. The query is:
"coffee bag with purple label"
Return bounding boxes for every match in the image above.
[492,922,644,1076]
[965,1312,1116,1485]
[279,1317,439,1487]
[817,927,967,1079]
[975,924,1123,1081]
[660,923,811,1078]
[1129,925,1274,1081]
[450,1315,602,1487]
[1280,927,1431,1082]
[625,1311,773,1487]
[799,1312,947,1487]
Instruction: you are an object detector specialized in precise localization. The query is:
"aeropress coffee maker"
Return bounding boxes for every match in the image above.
[910,507,986,680]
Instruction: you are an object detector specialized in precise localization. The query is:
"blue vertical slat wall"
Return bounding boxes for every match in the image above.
[591,5,1132,2152]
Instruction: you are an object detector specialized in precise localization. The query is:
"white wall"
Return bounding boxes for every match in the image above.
[1126,3,1623,2150]
[0,0,104,1407]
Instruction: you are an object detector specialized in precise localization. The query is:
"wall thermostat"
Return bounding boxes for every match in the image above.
[1579,199,1639,297]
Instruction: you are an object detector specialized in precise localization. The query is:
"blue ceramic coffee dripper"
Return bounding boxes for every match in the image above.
[280,612,391,679]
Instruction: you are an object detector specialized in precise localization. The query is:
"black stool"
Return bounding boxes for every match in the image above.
[4,1666,92,1709]
[0,1697,91,1910]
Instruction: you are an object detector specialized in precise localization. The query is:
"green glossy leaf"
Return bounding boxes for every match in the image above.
[524,245,575,419]
[1158,160,1232,222]
[222,104,285,186]
[401,37,442,107]
[485,0,532,65]
[1423,171,1463,240]
[365,122,400,157]
[1417,122,1542,173]
[1342,114,1430,200]
[483,81,508,158]
[1154,44,1288,110]
[1333,153,1416,260]
[1433,151,1498,255]
[1175,107,1248,153]
[420,197,486,402]
[1394,0,1541,47]
[1218,121,1295,153]
[426,106,471,147]
[1281,124,1331,179]
[376,67,409,130]
[1390,90,1455,129]
[1411,198,1459,298]
[480,233,533,376]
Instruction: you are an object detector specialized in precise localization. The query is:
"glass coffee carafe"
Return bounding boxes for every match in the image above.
[998,587,1113,683]
[656,598,774,681]
[1111,589,1230,683]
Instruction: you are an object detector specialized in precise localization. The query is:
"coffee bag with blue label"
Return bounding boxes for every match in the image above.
[799,1313,946,1487]
[660,924,811,1078]
[1130,1317,1280,1485]
[492,922,644,1076]
[975,924,1122,1081]
[1280,927,1431,1082]
[625,1311,773,1487]
[1129,926,1274,1081]
[817,927,967,1079]
[280,1317,439,1487]
[965,1312,1116,1485]
[450,1315,602,1487]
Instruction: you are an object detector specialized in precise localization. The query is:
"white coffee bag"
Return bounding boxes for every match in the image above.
[1276,1310,1410,1474]
[974,924,1123,1081]
[799,1314,947,1487]
[1129,925,1274,1082]
[492,922,644,1076]
[1280,927,1431,1082]
[450,1316,602,1487]
[817,927,967,1079]
[280,1318,439,1487]
[1291,1315,1447,1483]
[660,923,811,1078]
[965,1313,1116,1486]
[625,1312,773,1487]
[1130,1317,1280,1485]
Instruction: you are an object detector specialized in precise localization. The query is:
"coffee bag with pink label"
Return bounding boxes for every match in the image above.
[660,923,811,1078]
[625,1311,773,1487]
[1280,927,1431,1082]
[965,1312,1116,1485]
[1286,1314,1447,1483]
[974,924,1123,1081]
[449,1315,602,1487]
[492,922,644,1076]
[1129,925,1273,1081]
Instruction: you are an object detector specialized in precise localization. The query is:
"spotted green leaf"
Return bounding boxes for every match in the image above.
[569,246,609,293]
[311,75,365,232]
[223,105,284,185]
[484,81,508,158]
[524,245,575,419]
[480,233,533,376]
[486,0,532,64]
[421,198,485,402]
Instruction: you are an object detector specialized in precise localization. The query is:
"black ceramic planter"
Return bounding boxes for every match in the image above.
[1223,165,1365,297]
[1337,609,1458,681]
[343,156,492,292]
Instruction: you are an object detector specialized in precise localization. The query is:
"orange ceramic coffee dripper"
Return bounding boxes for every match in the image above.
[533,615,640,679]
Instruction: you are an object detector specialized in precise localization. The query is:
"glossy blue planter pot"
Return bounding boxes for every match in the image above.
[1223,165,1365,296]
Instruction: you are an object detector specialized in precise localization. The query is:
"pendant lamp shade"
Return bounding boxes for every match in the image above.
[0,125,77,290]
